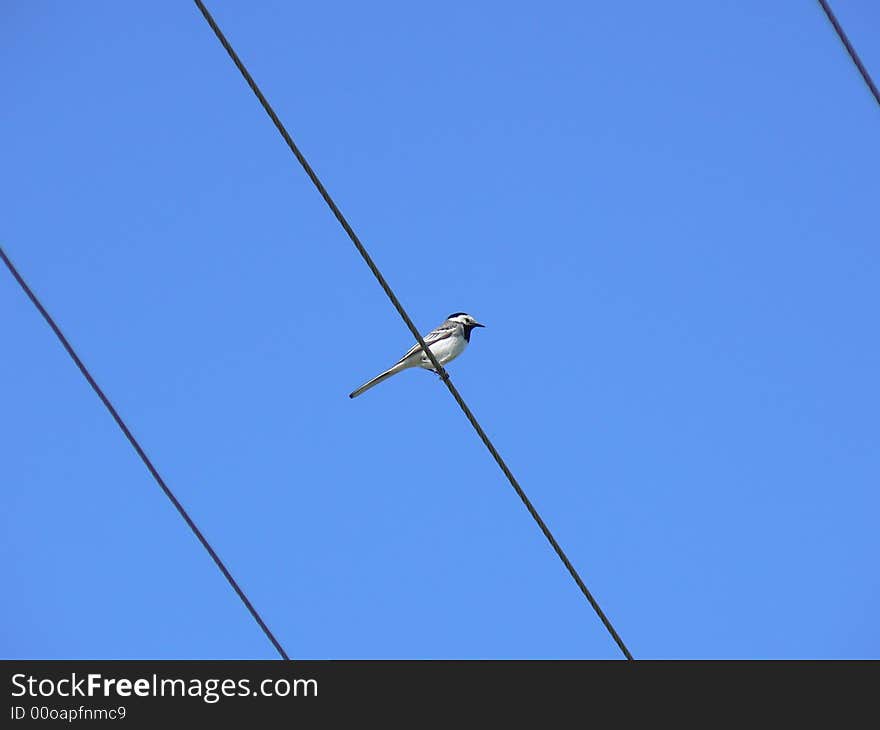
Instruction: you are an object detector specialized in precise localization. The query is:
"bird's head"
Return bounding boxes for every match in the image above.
[447,312,485,339]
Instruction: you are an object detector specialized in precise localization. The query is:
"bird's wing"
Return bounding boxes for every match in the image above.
[394,323,457,364]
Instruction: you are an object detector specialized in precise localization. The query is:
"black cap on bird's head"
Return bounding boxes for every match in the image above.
[447,312,485,340]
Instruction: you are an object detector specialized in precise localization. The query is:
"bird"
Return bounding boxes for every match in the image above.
[349,312,485,398]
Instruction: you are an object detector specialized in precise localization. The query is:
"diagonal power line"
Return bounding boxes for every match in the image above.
[194,0,633,659]
[0,246,289,660]
[817,0,880,107]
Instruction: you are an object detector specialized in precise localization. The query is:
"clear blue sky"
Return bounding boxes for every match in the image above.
[3,1,878,659]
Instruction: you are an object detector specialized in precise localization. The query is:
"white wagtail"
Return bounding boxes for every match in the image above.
[349,313,485,398]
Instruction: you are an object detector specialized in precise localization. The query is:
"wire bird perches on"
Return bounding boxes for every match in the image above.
[817,0,880,108]
[0,247,289,660]
[194,0,633,659]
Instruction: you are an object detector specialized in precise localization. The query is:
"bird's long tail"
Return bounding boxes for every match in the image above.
[348,361,410,398]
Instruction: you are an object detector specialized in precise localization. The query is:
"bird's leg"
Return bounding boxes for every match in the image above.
[423,357,441,376]
[423,356,448,380]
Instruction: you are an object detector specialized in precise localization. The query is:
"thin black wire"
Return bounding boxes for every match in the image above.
[194,0,633,660]
[0,246,289,661]
[817,0,880,107]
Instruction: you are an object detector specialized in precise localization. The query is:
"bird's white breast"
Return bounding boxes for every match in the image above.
[420,331,466,368]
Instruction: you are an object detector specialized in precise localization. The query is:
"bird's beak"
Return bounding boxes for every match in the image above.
[473,322,485,328]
